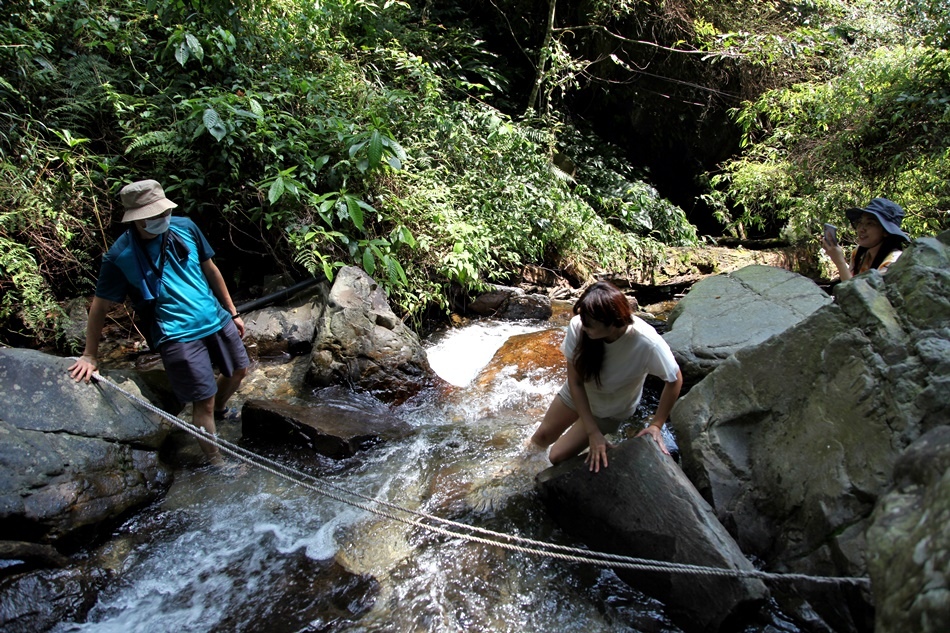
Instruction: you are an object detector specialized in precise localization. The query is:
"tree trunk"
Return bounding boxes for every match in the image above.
[525,0,556,116]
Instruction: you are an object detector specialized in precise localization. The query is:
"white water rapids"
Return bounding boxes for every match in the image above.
[51,319,680,633]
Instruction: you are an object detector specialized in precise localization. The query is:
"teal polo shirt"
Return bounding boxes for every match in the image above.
[95,217,230,346]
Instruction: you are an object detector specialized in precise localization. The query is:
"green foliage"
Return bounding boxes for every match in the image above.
[375,100,638,325]
[1,0,674,343]
[712,46,950,239]
[889,0,950,49]
[688,0,911,104]
[0,137,100,343]
[395,19,511,101]
[558,127,698,246]
[17,0,943,347]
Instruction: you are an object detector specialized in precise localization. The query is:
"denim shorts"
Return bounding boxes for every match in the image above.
[159,319,249,404]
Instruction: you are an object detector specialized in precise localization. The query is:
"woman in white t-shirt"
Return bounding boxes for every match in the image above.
[530,281,683,473]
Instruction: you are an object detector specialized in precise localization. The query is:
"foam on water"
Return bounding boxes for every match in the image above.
[425,320,541,386]
[252,507,355,560]
[51,318,678,633]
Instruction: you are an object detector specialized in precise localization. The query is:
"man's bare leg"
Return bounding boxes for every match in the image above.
[214,366,248,415]
[193,395,223,465]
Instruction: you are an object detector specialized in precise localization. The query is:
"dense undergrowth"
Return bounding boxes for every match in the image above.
[0,0,694,347]
[692,0,950,238]
[1,0,948,349]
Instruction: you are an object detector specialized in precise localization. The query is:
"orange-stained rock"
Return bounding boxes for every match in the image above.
[474,328,565,388]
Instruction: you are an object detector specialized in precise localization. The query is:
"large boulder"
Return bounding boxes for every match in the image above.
[241,396,414,458]
[671,234,950,629]
[866,426,950,633]
[466,285,553,321]
[663,265,832,384]
[536,438,769,632]
[473,328,564,388]
[306,267,436,403]
[0,348,172,546]
[242,285,327,359]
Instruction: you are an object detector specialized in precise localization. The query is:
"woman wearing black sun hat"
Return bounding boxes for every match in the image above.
[820,197,911,282]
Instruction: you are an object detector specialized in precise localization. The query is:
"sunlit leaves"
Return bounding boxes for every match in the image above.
[716,46,950,239]
[345,124,406,172]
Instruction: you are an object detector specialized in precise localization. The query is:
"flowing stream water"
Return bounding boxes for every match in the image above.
[52,320,683,633]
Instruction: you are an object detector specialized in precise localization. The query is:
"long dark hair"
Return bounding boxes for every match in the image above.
[851,235,906,274]
[572,281,634,386]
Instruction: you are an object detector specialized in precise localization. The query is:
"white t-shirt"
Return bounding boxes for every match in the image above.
[558,314,680,420]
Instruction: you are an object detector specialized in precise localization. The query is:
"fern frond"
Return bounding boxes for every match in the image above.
[549,163,575,183]
[293,246,321,275]
[47,55,117,129]
[124,129,192,160]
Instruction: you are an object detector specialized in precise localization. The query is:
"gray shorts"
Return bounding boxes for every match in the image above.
[556,386,626,435]
[159,319,249,404]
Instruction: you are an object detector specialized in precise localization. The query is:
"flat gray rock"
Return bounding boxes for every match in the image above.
[664,264,832,383]
[536,437,768,631]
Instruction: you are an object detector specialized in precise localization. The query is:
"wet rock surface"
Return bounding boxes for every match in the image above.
[6,237,948,631]
[0,349,172,545]
[241,396,415,459]
[671,233,950,630]
[536,438,769,632]
[0,563,109,633]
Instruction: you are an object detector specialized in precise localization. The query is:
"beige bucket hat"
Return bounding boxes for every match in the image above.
[120,179,178,222]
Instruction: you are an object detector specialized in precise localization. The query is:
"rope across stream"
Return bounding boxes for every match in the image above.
[91,371,870,590]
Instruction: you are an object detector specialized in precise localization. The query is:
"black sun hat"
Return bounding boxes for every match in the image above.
[845,198,910,242]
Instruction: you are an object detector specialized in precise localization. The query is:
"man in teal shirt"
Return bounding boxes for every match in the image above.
[69,179,249,466]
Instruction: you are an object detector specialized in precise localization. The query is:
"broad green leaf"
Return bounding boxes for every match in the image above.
[185,33,204,62]
[175,41,189,67]
[355,199,376,215]
[348,140,366,159]
[362,248,375,275]
[368,131,383,169]
[346,197,365,231]
[389,256,407,286]
[383,137,407,161]
[203,108,227,142]
[268,176,285,205]
[392,225,416,248]
[317,199,335,224]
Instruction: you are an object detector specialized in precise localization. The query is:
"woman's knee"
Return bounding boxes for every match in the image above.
[531,424,564,447]
[548,439,583,465]
[548,449,568,465]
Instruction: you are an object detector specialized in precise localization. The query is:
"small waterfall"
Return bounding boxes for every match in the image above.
[53,319,682,633]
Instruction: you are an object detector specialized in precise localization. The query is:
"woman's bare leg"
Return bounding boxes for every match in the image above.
[548,422,592,464]
[531,396,588,463]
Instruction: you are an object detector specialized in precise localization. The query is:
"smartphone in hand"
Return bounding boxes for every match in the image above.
[823,223,838,246]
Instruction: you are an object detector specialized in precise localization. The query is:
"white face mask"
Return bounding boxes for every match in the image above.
[144,214,171,235]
